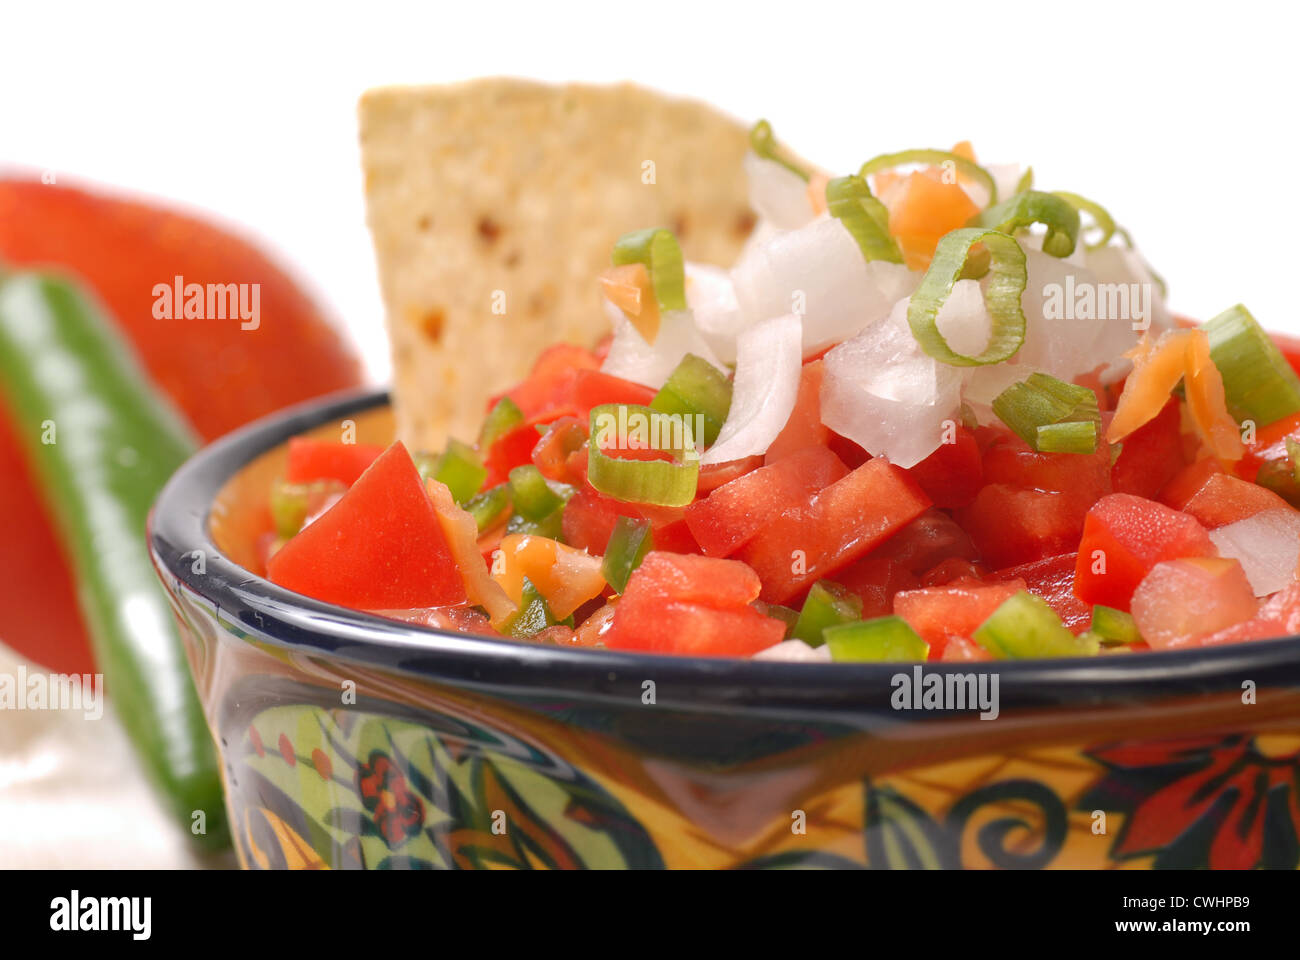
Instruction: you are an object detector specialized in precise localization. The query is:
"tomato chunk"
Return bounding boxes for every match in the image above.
[1130,557,1258,649]
[893,579,1025,660]
[1110,398,1186,499]
[603,552,785,656]
[735,458,932,604]
[1235,411,1300,483]
[959,484,1088,568]
[1160,457,1225,509]
[267,442,467,609]
[1171,472,1291,529]
[830,556,920,618]
[1074,493,1217,610]
[905,425,982,508]
[483,421,547,488]
[990,553,1091,633]
[494,343,600,419]
[684,446,848,557]
[561,485,687,554]
[764,360,829,464]
[285,438,384,487]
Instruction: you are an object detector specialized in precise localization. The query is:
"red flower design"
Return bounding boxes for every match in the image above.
[1083,734,1300,869]
[356,750,425,848]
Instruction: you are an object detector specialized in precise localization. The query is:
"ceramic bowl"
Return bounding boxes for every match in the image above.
[149,389,1300,869]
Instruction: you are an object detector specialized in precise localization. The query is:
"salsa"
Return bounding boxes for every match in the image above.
[261,131,1300,661]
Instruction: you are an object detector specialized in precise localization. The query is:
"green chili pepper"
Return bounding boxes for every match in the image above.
[465,483,512,532]
[499,577,558,638]
[0,270,228,849]
[479,396,524,449]
[650,354,732,447]
[792,580,863,647]
[601,516,653,593]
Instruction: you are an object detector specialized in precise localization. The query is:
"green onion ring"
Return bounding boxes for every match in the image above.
[1052,191,1117,250]
[611,228,687,312]
[748,119,811,182]
[825,175,904,264]
[587,403,699,507]
[907,228,1027,366]
[975,190,1081,258]
[860,149,998,207]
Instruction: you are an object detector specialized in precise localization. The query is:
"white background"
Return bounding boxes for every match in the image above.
[3,0,1296,383]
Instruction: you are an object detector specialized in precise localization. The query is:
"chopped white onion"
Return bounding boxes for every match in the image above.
[744,152,815,231]
[934,278,991,358]
[701,312,802,465]
[820,298,964,468]
[685,263,747,364]
[1014,249,1112,382]
[1209,509,1300,597]
[599,303,725,390]
[752,639,832,662]
[730,217,916,356]
[985,163,1025,208]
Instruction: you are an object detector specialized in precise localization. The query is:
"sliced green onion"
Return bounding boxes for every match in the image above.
[465,484,512,532]
[480,396,524,449]
[825,175,904,264]
[1203,304,1300,426]
[975,190,1081,259]
[269,480,344,539]
[1090,604,1141,645]
[500,577,556,638]
[508,465,573,521]
[651,354,733,447]
[907,228,1027,366]
[748,119,810,182]
[792,580,863,648]
[1015,167,1034,194]
[418,439,487,504]
[1051,191,1117,250]
[601,516,653,594]
[973,591,1100,658]
[611,228,686,313]
[859,149,998,206]
[992,373,1100,454]
[825,617,929,662]
[587,403,699,507]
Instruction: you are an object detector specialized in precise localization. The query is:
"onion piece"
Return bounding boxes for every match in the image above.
[701,312,802,465]
[730,217,916,356]
[753,639,832,662]
[685,263,747,364]
[600,302,725,390]
[1014,248,1110,382]
[744,152,815,231]
[1208,509,1300,597]
[821,298,965,468]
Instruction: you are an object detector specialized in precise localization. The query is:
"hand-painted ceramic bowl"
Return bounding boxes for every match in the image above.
[150,389,1300,870]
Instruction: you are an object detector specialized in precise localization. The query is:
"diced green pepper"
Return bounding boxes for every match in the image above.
[269,479,344,539]
[650,354,733,447]
[417,439,487,504]
[465,484,512,532]
[499,577,556,638]
[480,396,525,449]
[973,591,1100,658]
[601,516,653,593]
[792,580,863,647]
[824,616,929,662]
[509,465,573,521]
[1090,604,1141,645]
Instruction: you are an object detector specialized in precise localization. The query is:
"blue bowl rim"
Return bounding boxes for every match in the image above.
[149,387,1300,713]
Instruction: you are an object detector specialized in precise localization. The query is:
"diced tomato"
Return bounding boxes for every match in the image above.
[569,369,657,418]
[981,427,1112,499]
[905,425,982,508]
[602,552,785,656]
[869,509,979,576]
[650,518,702,554]
[696,456,765,495]
[958,484,1089,569]
[920,557,986,587]
[483,422,547,488]
[285,438,385,487]
[893,579,1025,661]
[493,343,600,419]
[1172,472,1292,529]
[990,553,1091,633]
[267,442,467,609]
[830,556,921,618]
[1074,493,1218,610]
[1161,457,1226,508]
[1193,617,1286,647]
[1111,398,1187,499]
[939,635,994,662]
[560,484,687,554]
[827,431,872,469]
[1236,411,1300,483]
[1271,332,1300,379]
[684,446,848,557]
[735,458,932,604]
[530,416,588,484]
[764,360,829,464]
[1130,557,1258,649]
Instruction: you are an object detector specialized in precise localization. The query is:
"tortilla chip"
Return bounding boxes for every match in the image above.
[359,79,756,452]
